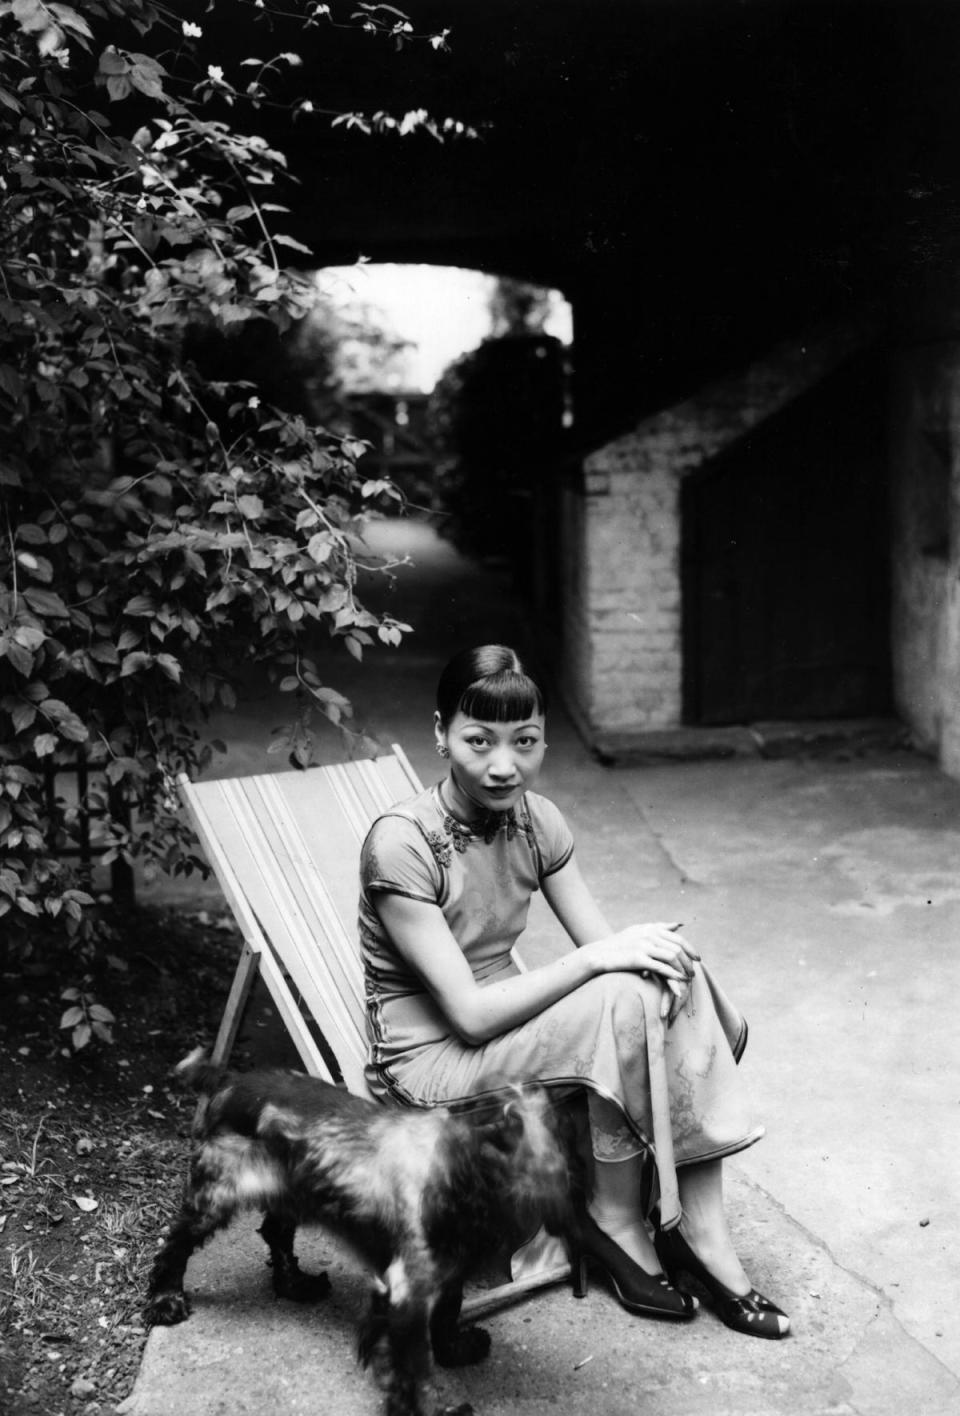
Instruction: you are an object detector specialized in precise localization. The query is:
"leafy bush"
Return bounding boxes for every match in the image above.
[0,1,457,1019]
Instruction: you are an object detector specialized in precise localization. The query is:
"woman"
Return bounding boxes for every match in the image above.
[359,644,789,1338]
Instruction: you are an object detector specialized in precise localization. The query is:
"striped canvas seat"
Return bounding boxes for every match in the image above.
[177,747,422,1097]
[178,749,567,1314]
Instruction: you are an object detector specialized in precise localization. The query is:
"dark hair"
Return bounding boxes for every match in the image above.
[436,645,547,728]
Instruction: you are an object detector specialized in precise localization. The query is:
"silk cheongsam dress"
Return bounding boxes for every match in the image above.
[358,783,763,1227]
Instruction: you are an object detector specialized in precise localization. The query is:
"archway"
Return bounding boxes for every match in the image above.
[304,263,574,621]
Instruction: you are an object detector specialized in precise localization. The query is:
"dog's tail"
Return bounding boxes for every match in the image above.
[172,1046,227,1096]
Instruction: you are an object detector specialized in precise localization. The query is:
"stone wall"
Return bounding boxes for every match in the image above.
[560,316,883,751]
[888,332,960,780]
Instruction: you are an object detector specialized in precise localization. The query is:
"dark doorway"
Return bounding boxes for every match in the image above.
[681,354,892,725]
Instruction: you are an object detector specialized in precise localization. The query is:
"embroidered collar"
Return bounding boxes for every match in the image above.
[434,786,530,849]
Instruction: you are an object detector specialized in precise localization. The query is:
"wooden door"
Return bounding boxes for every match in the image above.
[681,355,891,724]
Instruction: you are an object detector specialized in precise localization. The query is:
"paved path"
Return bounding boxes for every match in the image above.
[122,519,960,1416]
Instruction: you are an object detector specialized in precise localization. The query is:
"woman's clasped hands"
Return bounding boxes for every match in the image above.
[586,921,700,1024]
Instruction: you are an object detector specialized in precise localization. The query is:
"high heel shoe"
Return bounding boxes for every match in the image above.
[655,1227,790,1339]
[569,1212,697,1321]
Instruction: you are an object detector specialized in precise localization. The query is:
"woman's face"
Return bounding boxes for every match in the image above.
[436,709,547,815]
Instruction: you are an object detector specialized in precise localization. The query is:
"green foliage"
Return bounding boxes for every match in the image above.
[60,982,116,1049]
[0,0,456,1021]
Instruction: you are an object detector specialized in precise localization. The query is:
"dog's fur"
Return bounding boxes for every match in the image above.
[145,1050,574,1416]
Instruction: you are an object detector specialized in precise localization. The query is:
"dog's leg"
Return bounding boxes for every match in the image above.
[381,1257,432,1416]
[357,1281,390,1370]
[429,1278,490,1368]
[145,1200,231,1326]
[258,1210,331,1303]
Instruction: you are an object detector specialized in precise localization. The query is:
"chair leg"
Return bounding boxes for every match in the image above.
[195,942,260,1128]
[211,941,260,1067]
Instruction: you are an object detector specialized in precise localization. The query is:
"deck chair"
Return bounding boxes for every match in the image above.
[177,745,570,1318]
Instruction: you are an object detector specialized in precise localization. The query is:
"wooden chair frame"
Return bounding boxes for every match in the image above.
[177,746,570,1317]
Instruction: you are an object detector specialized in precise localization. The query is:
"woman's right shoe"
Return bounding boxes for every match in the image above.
[655,1227,790,1339]
[569,1212,697,1321]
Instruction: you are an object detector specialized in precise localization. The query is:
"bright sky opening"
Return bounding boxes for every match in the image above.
[314,263,573,394]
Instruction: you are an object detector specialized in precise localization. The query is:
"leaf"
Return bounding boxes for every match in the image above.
[41,699,89,743]
[11,702,37,733]
[307,533,334,563]
[60,1006,84,1029]
[17,552,53,583]
[98,47,128,76]
[48,5,93,42]
[273,234,313,254]
[0,365,24,400]
[155,654,182,683]
[128,54,167,100]
[71,1022,92,1051]
[236,494,264,519]
[106,75,133,101]
[22,588,69,618]
[2,641,33,677]
[124,595,156,616]
[120,652,153,677]
[12,626,46,651]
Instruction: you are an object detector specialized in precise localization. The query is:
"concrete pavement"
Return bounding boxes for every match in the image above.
[121,519,960,1416]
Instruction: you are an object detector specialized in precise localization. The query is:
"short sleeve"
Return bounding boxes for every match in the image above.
[526,792,575,880]
[360,812,442,904]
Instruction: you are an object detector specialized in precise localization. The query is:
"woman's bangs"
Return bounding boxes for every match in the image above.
[458,670,544,724]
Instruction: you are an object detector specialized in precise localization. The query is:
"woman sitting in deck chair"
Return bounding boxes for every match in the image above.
[358,644,789,1339]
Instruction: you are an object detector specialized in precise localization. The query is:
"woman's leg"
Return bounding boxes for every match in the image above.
[588,1152,662,1272]
[586,1095,662,1273]
[665,1158,791,1335]
[675,1158,750,1294]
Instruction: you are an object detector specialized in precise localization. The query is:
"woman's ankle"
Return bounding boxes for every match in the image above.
[587,1203,661,1274]
[676,1219,750,1296]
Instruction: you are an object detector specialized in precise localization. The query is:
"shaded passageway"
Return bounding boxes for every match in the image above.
[132,519,960,1416]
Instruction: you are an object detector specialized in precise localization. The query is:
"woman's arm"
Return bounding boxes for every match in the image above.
[372,889,603,1045]
[543,856,701,1022]
[373,861,700,1044]
[541,852,613,945]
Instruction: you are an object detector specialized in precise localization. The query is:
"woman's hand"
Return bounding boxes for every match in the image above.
[583,922,700,1023]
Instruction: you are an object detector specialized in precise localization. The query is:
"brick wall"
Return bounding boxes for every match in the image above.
[560,317,881,749]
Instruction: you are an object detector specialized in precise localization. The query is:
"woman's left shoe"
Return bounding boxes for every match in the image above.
[569,1211,698,1320]
[655,1227,790,1339]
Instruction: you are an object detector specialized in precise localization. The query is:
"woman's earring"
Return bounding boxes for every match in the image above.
[436,743,450,759]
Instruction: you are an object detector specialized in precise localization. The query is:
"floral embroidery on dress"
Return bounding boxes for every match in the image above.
[424,830,453,869]
[440,815,473,855]
[439,805,537,848]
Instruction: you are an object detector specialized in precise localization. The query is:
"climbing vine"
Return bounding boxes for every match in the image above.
[0,1,461,1028]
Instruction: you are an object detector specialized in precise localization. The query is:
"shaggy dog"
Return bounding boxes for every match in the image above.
[145,1051,575,1416]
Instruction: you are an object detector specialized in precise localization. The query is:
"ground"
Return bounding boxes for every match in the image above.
[0,906,253,1416]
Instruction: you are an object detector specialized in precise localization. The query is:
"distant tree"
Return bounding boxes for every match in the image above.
[488,276,555,338]
[428,332,567,567]
[0,0,465,1039]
